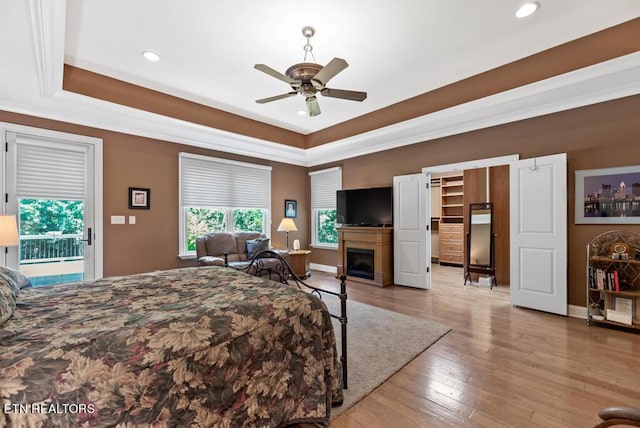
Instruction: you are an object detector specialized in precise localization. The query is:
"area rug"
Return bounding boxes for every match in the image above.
[326,299,451,419]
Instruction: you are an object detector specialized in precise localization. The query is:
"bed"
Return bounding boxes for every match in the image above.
[0,262,346,427]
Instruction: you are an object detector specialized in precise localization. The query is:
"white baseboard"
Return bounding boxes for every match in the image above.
[568,304,588,320]
[310,263,337,274]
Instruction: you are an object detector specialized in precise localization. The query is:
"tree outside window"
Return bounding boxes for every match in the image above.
[185,207,265,252]
[316,209,338,244]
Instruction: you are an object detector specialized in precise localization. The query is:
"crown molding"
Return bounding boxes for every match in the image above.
[7,0,640,167]
[306,51,640,166]
[27,0,65,98]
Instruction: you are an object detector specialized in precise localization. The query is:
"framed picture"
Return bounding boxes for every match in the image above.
[285,199,297,218]
[129,187,150,209]
[575,165,640,224]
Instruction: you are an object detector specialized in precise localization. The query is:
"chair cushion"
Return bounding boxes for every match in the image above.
[197,256,225,267]
[203,232,238,257]
[247,238,270,259]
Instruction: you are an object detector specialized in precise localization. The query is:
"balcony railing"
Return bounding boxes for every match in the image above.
[20,233,84,264]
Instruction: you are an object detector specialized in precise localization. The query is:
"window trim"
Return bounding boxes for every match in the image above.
[179,153,271,257]
[309,167,342,249]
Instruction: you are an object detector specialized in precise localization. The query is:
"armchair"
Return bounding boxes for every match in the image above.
[195,231,289,271]
[595,407,640,427]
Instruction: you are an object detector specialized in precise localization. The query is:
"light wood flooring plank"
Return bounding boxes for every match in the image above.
[301,264,640,427]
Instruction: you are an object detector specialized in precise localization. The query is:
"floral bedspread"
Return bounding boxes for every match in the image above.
[0,267,342,427]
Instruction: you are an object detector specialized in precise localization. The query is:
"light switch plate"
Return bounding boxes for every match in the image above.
[111,215,125,224]
[129,216,136,224]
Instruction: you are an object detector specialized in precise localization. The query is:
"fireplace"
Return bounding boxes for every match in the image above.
[338,226,393,287]
[346,248,375,280]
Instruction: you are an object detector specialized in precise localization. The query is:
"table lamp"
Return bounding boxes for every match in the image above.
[0,215,19,258]
[277,218,297,251]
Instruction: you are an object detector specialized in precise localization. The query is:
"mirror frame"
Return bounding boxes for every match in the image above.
[464,202,496,287]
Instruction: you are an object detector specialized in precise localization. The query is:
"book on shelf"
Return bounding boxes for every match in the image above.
[590,267,625,292]
[615,296,634,314]
[606,308,633,325]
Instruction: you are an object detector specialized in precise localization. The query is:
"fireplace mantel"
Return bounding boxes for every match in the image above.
[337,226,393,287]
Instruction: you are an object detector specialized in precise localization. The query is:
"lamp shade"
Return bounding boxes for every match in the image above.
[277,218,298,232]
[0,215,19,247]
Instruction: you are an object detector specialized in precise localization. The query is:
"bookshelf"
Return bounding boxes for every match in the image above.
[587,230,640,331]
[439,174,464,266]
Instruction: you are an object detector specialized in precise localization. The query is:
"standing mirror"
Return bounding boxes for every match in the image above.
[464,202,496,288]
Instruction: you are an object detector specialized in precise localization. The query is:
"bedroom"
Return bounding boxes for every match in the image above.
[2,1,640,427]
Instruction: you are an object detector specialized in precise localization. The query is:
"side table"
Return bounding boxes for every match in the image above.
[288,250,311,279]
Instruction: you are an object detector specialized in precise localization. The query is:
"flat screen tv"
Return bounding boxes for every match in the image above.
[336,186,393,226]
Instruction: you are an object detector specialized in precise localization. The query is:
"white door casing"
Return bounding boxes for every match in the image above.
[1,123,103,280]
[394,173,429,289]
[510,153,567,315]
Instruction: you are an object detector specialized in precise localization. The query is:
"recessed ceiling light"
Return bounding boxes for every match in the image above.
[142,51,160,62]
[297,110,306,116]
[515,2,540,18]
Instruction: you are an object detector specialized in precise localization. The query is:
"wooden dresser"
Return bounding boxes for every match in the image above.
[439,223,464,265]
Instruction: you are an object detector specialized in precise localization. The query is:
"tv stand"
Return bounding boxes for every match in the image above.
[337,226,393,287]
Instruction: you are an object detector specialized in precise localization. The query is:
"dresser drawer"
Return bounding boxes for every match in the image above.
[440,231,463,241]
[439,250,463,264]
[439,241,463,252]
[440,223,463,232]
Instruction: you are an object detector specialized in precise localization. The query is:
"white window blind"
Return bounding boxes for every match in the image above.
[180,153,271,208]
[310,167,342,208]
[14,134,86,200]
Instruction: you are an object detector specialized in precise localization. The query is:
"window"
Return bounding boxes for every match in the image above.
[309,167,342,249]
[179,153,271,257]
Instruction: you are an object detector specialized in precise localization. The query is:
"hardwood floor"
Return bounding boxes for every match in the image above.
[303,264,640,428]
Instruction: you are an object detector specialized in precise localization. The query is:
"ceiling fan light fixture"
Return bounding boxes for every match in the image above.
[253,27,367,116]
[515,2,540,18]
[142,51,160,62]
[297,110,307,116]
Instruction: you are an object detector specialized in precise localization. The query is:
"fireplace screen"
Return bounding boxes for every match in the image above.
[346,248,374,280]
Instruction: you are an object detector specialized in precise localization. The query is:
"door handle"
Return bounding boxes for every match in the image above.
[77,227,92,246]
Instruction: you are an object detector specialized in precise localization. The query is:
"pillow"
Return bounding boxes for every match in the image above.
[246,238,270,259]
[0,279,17,326]
[0,266,32,295]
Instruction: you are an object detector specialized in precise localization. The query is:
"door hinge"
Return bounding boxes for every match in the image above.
[4,193,7,203]
[426,224,429,231]
[426,182,429,189]
[426,266,430,273]
[5,142,7,152]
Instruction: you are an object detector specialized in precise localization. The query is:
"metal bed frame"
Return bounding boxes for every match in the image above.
[225,249,348,389]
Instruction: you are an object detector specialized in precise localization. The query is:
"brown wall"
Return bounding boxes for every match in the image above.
[4,93,640,306]
[0,111,309,276]
[489,165,510,285]
[311,94,640,306]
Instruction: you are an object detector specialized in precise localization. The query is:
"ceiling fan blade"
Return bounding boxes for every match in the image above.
[313,57,348,86]
[254,64,296,85]
[306,96,321,117]
[255,92,297,104]
[321,88,367,102]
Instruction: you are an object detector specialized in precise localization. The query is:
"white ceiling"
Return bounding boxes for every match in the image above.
[62,0,640,134]
[0,1,639,166]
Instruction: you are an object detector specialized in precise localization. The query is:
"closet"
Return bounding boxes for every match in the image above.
[430,165,510,284]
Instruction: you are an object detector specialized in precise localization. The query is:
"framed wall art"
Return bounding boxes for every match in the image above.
[285,199,297,218]
[129,187,150,209]
[575,165,640,224]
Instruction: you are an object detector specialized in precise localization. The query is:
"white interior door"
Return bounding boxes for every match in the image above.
[510,153,567,315]
[3,128,101,285]
[394,173,430,289]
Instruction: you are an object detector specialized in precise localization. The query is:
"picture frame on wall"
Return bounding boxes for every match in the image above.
[129,187,150,209]
[285,199,297,218]
[575,165,640,224]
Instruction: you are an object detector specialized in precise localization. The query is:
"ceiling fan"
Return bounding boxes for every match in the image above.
[254,26,367,117]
